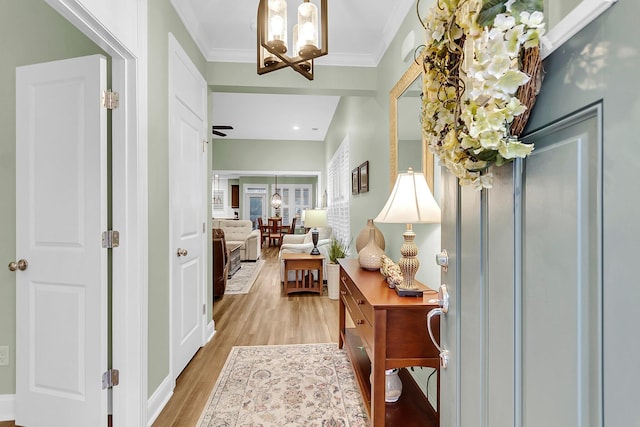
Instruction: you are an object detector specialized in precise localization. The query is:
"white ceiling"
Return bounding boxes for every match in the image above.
[172,0,416,141]
[211,92,340,141]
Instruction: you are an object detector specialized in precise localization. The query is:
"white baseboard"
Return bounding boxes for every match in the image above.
[206,319,216,342]
[0,394,15,422]
[146,375,173,427]
[147,321,216,426]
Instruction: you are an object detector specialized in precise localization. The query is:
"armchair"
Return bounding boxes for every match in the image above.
[279,226,333,283]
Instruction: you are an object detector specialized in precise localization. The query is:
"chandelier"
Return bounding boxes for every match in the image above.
[257,0,328,80]
[270,175,282,209]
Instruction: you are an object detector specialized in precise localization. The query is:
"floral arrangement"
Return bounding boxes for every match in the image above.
[421,0,546,189]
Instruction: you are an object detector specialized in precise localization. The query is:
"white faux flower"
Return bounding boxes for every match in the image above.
[520,11,545,28]
[493,14,516,31]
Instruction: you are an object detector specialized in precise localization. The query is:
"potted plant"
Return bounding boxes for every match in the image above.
[327,236,350,300]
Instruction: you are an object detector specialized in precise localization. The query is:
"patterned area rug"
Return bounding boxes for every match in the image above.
[224,260,265,295]
[196,343,369,427]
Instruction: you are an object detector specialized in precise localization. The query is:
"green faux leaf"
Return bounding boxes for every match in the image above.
[477,0,544,27]
[477,0,507,27]
[509,0,544,19]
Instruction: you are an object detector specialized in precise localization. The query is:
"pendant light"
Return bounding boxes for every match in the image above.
[270,175,282,209]
[257,0,328,80]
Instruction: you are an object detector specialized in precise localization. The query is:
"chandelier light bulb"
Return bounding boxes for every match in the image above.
[267,0,287,53]
[297,1,319,57]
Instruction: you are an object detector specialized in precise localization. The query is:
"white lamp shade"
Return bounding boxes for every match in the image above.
[374,168,441,224]
[303,208,328,228]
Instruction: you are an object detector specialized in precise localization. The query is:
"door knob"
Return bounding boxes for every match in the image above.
[176,248,188,257]
[428,283,449,313]
[8,259,28,272]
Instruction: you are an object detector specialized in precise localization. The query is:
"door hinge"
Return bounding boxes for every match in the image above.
[102,230,120,248]
[203,303,206,315]
[102,369,119,389]
[203,222,206,233]
[102,90,119,109]
[202,140,207,152]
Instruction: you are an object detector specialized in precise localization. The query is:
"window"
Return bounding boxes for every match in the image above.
[273,184,311,225]
[327,135,350,242]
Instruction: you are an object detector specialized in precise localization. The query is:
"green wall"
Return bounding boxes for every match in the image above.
[0,0,108,395]
[323,8,428,265]
[147,0,208,395]
[212,139,324,172]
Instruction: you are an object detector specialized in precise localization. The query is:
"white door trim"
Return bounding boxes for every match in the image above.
[42,1,149,426]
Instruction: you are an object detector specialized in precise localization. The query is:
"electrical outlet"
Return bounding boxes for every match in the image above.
[0,346,8,366]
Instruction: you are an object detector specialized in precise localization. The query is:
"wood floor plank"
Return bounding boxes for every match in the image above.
[151,246,339,427]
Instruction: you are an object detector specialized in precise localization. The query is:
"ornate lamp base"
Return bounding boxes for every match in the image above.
[395,224,423,297]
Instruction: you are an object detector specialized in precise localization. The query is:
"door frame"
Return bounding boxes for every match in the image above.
[42,1,149,426]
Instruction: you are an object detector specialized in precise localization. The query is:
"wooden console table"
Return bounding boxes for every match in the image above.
[338,258,440,427]
[281,253,324,295]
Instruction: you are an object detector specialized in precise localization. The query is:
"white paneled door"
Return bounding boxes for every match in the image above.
[169,34,208,380]
[15,55,108,427]
[439,105,603,427]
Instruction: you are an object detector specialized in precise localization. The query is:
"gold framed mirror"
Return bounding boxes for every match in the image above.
[389,53,434,193]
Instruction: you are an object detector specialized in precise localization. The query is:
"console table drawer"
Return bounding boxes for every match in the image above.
[340,272,373,324]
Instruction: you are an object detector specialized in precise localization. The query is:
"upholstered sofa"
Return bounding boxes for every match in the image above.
[212,219,261,261]
[278,226,332,283]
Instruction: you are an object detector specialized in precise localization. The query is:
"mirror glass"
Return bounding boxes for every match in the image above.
[389,55,434,193]
[397,76,423,175]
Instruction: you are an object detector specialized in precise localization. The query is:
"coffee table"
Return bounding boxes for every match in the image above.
[226,242,242,278]
[281,253,324,295]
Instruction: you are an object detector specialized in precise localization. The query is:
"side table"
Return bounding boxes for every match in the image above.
[226,242,242,278]
[281,253,324,295]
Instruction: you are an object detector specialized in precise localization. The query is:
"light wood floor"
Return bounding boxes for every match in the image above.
[151,245,340,427]
[0,246,338,427]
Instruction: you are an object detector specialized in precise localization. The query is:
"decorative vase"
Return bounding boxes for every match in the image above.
[326,263,340,300]
[369,368,403,403]
[384,369,403,403]
[358,227,384,271]
[356,219,385,253]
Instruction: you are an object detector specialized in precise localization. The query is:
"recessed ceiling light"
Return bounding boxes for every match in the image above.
[293,125,300,130]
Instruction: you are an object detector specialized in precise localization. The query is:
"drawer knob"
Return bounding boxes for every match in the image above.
[356,319,365,325]
[341,290,347,295]
[357,299,364,305]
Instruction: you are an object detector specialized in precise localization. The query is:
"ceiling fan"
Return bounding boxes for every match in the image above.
[212,125,233,137]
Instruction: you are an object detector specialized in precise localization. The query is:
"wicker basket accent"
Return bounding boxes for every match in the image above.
[510,46,543,137]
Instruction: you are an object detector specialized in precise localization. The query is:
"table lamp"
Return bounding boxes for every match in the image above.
[374,168,441,295]
[303,209,327,255]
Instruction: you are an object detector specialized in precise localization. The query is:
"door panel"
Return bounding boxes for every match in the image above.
[15,55,107,427]
[521,109,601,426]
[459,186,482,426]
[486,164,516,426]
[169,35,207,379]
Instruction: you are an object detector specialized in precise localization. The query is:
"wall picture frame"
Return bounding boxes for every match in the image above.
[352,168,360,195]
[359,161,369,193]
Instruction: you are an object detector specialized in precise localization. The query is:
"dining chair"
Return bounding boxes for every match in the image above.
[257,217,270,247]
